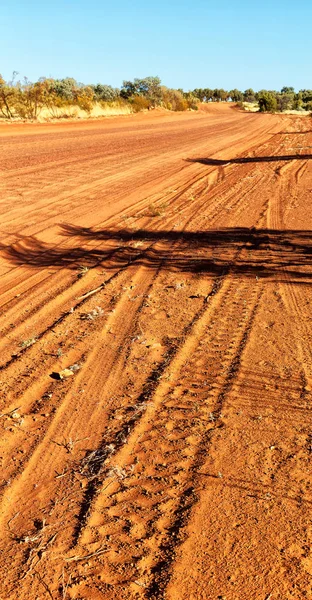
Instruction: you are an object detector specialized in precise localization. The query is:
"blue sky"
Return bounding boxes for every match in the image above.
[1,0,311,91]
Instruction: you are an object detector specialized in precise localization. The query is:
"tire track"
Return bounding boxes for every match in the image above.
[0,263,162,593]
[0,238,219,596]
[67,276,262,598]
[266,135,312,380]
[147,284,263,599]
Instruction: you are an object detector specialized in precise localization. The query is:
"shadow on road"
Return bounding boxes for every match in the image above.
[186,153,312,166]
[1,224,312,284]
[283,131,312,134]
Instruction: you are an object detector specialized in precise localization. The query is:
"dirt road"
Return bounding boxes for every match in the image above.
[1,105,312,599]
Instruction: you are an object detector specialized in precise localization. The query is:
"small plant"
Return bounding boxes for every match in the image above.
[80,306,104,321]
[131,240,144,248]
[19,336,37,349]
[107,465,128,480]
[77,265,89,279]
[147,203,162,217]
[52,436,89,454]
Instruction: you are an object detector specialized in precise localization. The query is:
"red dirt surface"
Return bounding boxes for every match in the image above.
[1,105,312,599]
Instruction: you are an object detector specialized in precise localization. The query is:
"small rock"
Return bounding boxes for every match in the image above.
[50,369,75,380]
[145,339,162,349]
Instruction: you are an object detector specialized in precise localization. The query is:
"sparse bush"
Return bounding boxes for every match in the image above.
[161,87,188,111]
[76,86,94,112]
[13,78,49,119]
[130,95,151,112]
[183,91,200,110]
[0,73,17,118]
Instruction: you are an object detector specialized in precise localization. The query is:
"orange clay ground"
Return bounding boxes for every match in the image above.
[0,104,312,599]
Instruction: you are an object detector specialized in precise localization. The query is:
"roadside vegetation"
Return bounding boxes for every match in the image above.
[0,74,199,120]
[0,74,311,120]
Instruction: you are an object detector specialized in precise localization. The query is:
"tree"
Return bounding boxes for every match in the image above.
[120,80,137,99]
[299,90,312,110]
[121,77,162,107]
[213,88,227,102]
[229,89,243,102]
[92,84,119,102]
[281,86,294,94]
[243,88,256,103]
[258,92,277,113]
[276,92,293,112]
[136,77,162,106]
[52,78,79,101]
[292,92,303,110]
[193,88,205,101]
[203,88,213,102]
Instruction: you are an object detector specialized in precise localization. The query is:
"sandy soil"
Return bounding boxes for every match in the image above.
[1,105,312,599]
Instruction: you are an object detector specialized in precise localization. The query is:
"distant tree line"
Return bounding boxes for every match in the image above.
[0,73,311,119]
[191,86,312,112]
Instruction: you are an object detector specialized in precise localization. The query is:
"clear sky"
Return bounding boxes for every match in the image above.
[1,0,311,91]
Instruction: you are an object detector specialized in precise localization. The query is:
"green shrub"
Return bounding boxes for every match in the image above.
[121,77,162,107]
[258,92,278,113]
